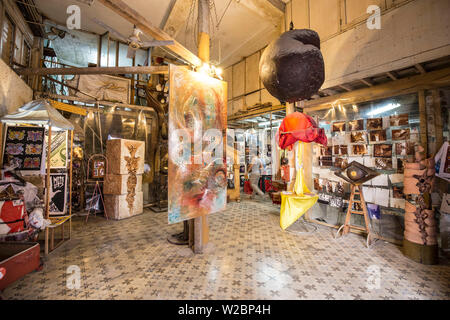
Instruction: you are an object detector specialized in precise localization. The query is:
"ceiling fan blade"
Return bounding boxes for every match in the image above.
[127,46,137,59]
[91,18,129,43]
[140,40,175,48]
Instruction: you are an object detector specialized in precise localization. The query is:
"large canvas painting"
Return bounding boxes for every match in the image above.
[168,65,227,224]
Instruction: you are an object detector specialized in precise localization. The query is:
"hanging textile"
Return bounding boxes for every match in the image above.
[280,142,319,230]
[276,112,327,150]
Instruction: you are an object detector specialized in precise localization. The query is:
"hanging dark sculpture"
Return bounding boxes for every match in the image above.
[259,29,325,103]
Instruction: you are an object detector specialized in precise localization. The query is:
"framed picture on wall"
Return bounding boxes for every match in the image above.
[374,144,393,157]
[45,130,68,169]
[395,142,415,156]
[48,173,67,216]
[390,114,409,126]
[369,130,387,143]
[2,125,45,172]
[375,157,393,170]
[332,121,346,133]
[351,144,368,156]
[348,119,364,131]
[350,131,367,143]
[367,118,383,130]
[392,128,410,141]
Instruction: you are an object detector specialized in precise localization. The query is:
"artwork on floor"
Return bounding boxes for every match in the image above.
[348,119,364,131]
[332,121,346,133]
[48,174,67,216]
[168,65,227,224]
[392,128,410,141]
[46,130,68,168]
[369,130,387,143]
[390,114,409,126]
[2,126,45,171]
[374,144,393,157]
[367,118,383,130]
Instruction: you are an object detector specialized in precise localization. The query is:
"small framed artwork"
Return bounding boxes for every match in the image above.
[326,180,333,193]
[334,145,348,156]
[390,114,409,126]
[320,146,332,156]
[397,158,405,173]
[369,130,387,143]
[392,128,410,141]
[334,157,348,169]
[335,181,345,195]
[374,144,393,158]
[375,157,393,170]
[332,121,347,133]
[395,142,415,156]
[48,174,67,216]
[92,160,106,179]
[351,144,368,156]
[319,157,333,167]
[350,131,367,143]
[314,178,323,191]
[333,145,340,155]
[367,118,383,130]
[393,186,404,199]
[348,119,364,131]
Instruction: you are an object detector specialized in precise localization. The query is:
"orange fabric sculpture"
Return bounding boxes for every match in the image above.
[276,112,327,150]
[277,112,326,230]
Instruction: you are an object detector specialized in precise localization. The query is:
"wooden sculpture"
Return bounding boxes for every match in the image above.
[403,146,438,264]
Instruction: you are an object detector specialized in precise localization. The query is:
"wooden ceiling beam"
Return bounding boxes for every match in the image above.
[415,63,427,74]
[386,71,398,81]
[360,79,373,87]
[97,0,202,67]
[15,65,168,76]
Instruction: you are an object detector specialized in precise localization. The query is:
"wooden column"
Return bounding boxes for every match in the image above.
[418,90,428,156]
[286,103,296,191]
[69,130,74,239]
[191,0,211,254]
[44,126,52,256]
[432,89,443,152]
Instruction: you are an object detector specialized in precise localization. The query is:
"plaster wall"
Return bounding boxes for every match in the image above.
[0,58,33,116]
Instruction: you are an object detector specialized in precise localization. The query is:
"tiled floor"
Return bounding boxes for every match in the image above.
[2,198,449,300]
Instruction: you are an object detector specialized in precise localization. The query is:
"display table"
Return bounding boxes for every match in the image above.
[280,192,319,230]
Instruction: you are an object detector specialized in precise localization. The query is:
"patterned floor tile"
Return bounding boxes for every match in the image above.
[1,199,449,300]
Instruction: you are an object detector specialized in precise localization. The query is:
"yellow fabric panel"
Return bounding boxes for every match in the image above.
[280,193,319,230]
[280,142,318,230]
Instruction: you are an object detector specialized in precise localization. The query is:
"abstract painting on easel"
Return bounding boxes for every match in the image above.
[168,65,227,224]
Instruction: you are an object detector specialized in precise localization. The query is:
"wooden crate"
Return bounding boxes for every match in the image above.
[104,191,143,220]
[106,139,145,175]
[0,242,41,290]
[104,174,143,195]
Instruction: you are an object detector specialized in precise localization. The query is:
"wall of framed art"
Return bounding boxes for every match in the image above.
[305,93,422,242]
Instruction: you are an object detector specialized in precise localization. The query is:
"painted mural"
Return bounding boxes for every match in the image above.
[168,65,227,224]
